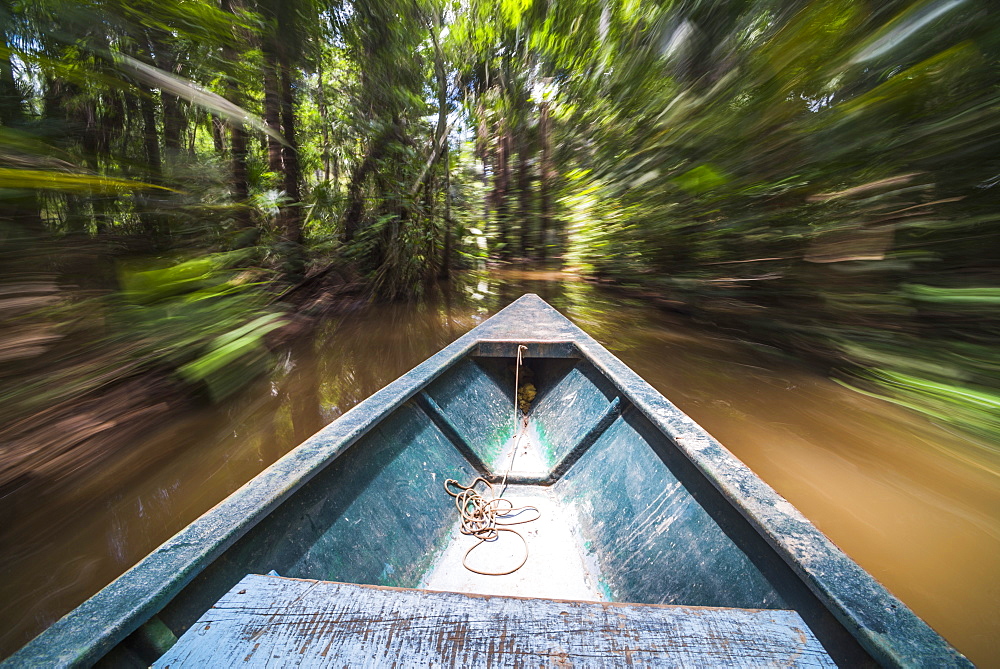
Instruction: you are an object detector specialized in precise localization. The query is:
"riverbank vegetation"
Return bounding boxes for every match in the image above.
[1,0,997,481]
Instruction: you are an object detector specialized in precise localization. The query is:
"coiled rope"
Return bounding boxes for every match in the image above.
[443,344,539,575]
[443,477,538,575]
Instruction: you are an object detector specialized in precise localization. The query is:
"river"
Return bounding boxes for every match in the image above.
[1,269,997,665]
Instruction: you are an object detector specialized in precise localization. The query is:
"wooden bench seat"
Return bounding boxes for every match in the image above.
[154,573,834,667]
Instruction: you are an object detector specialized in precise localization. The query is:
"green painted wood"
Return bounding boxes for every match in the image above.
[555,409,789,610]
[150,400,478,643]
[280,401,471,587]
[155,574,836,668]
[422,357,515,470]
[530,359,619,467]
[415,391,490,475]
[475,340,579,358]
[548,394,623,481]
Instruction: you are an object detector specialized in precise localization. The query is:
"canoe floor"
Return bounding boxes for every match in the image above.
[154,574,835,668]
[420,485,604,602]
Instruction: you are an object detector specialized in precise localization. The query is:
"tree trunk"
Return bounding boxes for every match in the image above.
[137,85,164,244]
[0,21,44,236]
[408,21,450,204]
[221,0,253,234]
[475,101,490,224]
[46,75,87,234]
[342,154,373,243]
[342,122,402,242]
[148,30,184,165]
[431,20,451,276]
[277,56,304,279]
[517,137,532,258]
[262,54,284,176]
[89,88,115,234]
[138,89,161,178]
[539,101,553,261]
[0,27,22,126]
[494,126,511,258]
[161,92,183,159]
[441,139,452,278]
[423,168,436,275]
[317,58,330,181]
[278,59,302,246]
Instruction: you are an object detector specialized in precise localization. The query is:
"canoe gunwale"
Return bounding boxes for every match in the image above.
[2,294,970,668]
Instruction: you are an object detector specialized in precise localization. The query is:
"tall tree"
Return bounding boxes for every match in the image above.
[0,0,44,237]
[538,98,552,260]
[339,0,425,251]
[258,0,316,275]
[220,0,253,235]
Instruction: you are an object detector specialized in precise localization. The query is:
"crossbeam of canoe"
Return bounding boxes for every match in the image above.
[155,574,835,668]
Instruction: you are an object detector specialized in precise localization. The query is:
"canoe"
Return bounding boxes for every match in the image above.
[5,294,968,667]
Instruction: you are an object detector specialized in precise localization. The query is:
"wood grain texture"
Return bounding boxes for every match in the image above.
[155,574,834,668]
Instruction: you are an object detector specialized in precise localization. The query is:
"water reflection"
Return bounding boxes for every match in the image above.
[0,270,996,664]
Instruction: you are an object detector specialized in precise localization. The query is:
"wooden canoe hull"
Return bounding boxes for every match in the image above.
[3,295,969,668]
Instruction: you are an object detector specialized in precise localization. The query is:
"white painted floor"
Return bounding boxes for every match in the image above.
[493,423,549,479]
[421,485,605,602]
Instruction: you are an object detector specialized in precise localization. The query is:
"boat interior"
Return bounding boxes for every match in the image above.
[115,345,870,665]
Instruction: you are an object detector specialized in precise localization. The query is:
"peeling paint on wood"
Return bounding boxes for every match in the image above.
[155,574,835,668]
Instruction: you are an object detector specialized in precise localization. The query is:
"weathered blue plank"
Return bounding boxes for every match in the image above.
[154,574,836,668]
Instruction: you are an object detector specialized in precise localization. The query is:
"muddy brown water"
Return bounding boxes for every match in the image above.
[1,271,997,665]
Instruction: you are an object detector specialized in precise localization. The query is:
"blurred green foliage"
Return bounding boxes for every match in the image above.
[117,252,286,400]
[1,0,997,444]
[508,0,999,445]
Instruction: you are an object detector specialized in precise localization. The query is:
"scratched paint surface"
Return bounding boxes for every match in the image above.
[555,409,788,609]
[153,400,479,638]
[154,574,835,668]
[530,359,618,468]
[424,357,516,470]
[421,485,604,601]
[280,402,471,587]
